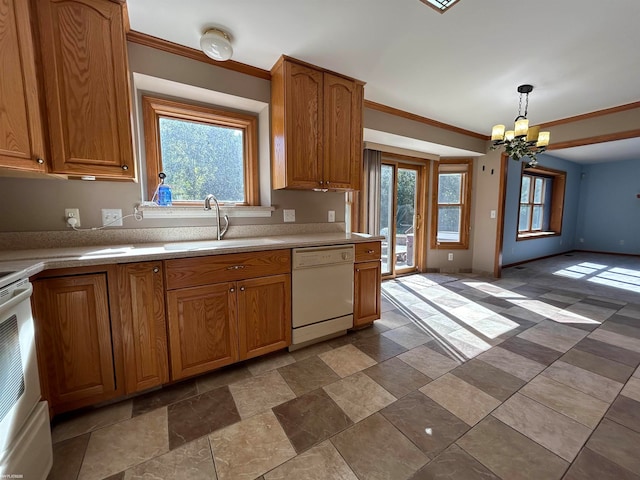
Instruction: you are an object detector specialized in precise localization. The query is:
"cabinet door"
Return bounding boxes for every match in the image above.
[0,0,46,172]
[166,283,239,380]
[284,61,323,189]
[35,0,134,178]
[238,274,291,360]
[354,261,381,327]
[323,73,363,190]
[32,274,116,410]
[118,262,169,394]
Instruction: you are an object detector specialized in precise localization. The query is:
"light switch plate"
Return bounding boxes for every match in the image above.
[328,210,335,222]
[283,209,295,222]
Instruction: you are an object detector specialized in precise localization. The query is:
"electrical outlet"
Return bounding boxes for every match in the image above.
[490,210,496,219]
[101,209,123,227]
[65,208,80,227]
[448,253,454,261]
[328,210,335,222]
[283,209,295,222]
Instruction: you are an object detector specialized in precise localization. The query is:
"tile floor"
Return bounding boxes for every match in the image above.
[48,252,640,480]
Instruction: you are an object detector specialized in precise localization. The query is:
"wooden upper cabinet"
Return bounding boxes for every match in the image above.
[118,261,169,394]
[0,0,46,173]
[32,273,118,412]
[323,73,363,190]
[35,0,135,179]
[271,56,364,191]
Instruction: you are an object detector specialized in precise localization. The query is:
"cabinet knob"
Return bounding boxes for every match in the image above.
[230,287,235,293]
[152,267,159,273]
[366,249,374,254]
[326,181,330,185]
[121,165,129,170]
[319,180,324,185]
[240,286,245,292]
[356,268,360,272]
[36,157,44,164]
[226,265,245,270]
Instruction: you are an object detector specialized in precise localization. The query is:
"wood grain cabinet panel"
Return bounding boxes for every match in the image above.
[35,0,134,178]
[166,282,239,380]
[118,261,169,394]
[353,242,382,327]
[271,56,364,191]
[165,249,291,290]
[323,73,362,190]
[238,274,291,360]
[0,0,46,173]
[32,273,117,411]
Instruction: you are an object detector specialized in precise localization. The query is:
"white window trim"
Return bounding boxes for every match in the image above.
[138,204,275,219]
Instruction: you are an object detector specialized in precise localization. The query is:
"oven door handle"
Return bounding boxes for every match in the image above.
[0,283,33,312]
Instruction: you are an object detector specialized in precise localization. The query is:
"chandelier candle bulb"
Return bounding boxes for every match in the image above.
[526,125,540,143]
[537,131,550,147]
[514,118,529,137]
[505,130,515,141]
[491,124,505,141]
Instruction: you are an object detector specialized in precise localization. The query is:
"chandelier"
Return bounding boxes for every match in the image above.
[491,84,550,167]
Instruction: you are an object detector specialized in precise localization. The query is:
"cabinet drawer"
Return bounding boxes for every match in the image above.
[355,242,381,262]
[165,249,291,290]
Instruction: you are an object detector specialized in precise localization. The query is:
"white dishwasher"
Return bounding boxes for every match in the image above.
[290,244,355,350]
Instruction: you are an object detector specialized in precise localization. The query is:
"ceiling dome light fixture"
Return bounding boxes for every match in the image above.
[200,28,233,61]
[491,84,550,167]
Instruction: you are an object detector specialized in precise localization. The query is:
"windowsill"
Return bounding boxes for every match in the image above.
[138,204,275,219]
[517,231,560,241]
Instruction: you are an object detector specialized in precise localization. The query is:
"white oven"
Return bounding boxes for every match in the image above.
[0,276,52,479]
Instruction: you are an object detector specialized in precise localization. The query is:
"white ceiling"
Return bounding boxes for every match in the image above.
[127,0,640,162]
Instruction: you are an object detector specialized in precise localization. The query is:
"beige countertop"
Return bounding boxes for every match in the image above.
[0,232,383,288]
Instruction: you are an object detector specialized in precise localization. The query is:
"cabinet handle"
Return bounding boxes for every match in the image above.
[366,249,374,254]
[226,265,245,270]
[152,267,159,273]
[36,157,44,164]
[230,287,235,293]
[240,286,245,291]
[121,165,129,170]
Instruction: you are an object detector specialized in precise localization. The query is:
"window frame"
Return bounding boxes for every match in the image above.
[516,163,566,241]
[430,158,473,250]
[142,95,259,206]
[519,174,547,233]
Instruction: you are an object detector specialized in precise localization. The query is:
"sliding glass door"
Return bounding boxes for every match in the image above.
[380,160,424,277]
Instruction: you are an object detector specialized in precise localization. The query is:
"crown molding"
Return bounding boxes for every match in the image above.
[126,30,271,80]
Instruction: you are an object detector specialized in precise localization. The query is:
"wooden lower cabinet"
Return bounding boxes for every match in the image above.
[166,282,240,380]
[354,261,382,327]
[32,272,122,413]
[353,241,382,327]
[238,274,291,360]
[166,274,292,381]
[118,261,169,394]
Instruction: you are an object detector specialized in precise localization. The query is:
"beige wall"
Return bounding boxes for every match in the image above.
[0,43,345,233]
[364,108,486,154]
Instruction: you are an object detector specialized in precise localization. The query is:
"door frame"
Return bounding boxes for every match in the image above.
[380,154,428,279]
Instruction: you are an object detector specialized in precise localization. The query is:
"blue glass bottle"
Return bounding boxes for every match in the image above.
[157,172,172,206]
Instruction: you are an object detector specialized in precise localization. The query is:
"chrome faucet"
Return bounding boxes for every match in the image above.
[204,194,229,240]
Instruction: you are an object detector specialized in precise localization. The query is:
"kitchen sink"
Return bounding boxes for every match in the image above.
[163,238,282,251]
